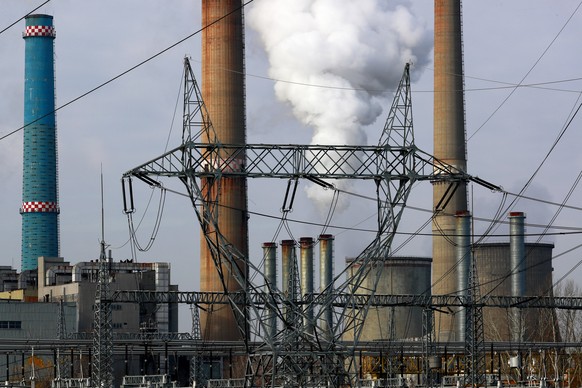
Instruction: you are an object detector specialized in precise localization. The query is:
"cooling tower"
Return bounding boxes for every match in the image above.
[21,14,59,272]
[199,0,248,342]
[345,257,432,341]
[432,0,468,341]
[475,240,558,342]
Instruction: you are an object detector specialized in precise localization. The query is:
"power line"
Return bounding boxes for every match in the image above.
[468,0,582,140]
[0,0,255,142]
[247,65,582,95]
[0,0,51,37]
[151,183,582,239]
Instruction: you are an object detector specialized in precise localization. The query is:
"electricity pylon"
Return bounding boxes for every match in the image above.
[122,58,498,387]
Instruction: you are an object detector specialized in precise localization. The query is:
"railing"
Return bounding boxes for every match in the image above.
[207,379,246,388]
[122,374,170,385]
[51,378,91,388]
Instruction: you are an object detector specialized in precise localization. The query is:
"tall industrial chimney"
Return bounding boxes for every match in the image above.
[200,1,248,342]
[299,237,314,334]
[319,234,334,340]
[281,240,297,324]
[455,210,471,343]
[432,0,468,341]
[509,211,526,343]
[21,14,59,272]
[262,242,278,342]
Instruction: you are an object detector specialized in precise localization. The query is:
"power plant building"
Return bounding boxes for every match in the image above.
[0,256,180,385]
[37,256,177,335]
[0,256,178,338]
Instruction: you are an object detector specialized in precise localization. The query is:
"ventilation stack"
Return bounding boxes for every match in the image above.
[509,211,526,343]
[21,14,59,272]
[262,242,277,342]
[299,237,314,335]
[432,0,468,341]
[319,234,334,340]
[455,211,471,343]
[199,0,248,342]
[281,240,298,326]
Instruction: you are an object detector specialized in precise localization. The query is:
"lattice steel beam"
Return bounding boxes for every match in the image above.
[110,290,581,310]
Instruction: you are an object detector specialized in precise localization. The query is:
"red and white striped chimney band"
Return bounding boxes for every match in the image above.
[21,201,59,213]
[24,26,56,38]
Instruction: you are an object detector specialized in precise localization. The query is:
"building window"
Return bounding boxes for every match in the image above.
[0,321,21,329]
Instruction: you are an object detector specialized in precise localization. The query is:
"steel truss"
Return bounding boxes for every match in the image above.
[122,58,499,387]
[111,290,581,310]
[91,240,114,387]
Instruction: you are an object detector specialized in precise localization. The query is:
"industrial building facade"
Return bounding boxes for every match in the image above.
[0,255,180,385]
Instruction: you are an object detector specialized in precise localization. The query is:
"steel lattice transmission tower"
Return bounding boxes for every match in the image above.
[190,304,207,387]
[465,244,486,387]
[122,58,496,387]
[92,174,114,388]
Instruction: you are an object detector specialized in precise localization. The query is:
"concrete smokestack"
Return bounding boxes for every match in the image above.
[21,15,59,272]
[199,1,248,342]
[509,211,526,342]
[299,237,314,334]
[262,242,277,341]
[281,240,297,324]
[455,211,471,343]
[432,0,468,341]
[319,234,334,339]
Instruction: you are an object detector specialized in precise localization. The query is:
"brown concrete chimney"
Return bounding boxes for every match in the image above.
[432,0,468,341]
[200,0,248,342]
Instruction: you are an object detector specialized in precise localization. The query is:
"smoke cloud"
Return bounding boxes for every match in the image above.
[247,0,432,213]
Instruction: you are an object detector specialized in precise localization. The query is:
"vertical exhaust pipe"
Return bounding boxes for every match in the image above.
[509,211,526,342]
[262,242,277,341]
[319,234,334,340]
[455,211,471,342]
[281,240,297,325]
[300,237,314,335]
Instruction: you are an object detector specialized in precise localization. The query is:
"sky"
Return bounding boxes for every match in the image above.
[1,1,582,332]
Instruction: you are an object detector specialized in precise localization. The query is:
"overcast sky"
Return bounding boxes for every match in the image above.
[1,1,582,331]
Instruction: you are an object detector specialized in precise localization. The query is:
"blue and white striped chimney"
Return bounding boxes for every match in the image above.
[21,14,59,271]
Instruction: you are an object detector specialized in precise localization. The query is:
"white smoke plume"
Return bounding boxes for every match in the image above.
[247,0,432,213]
